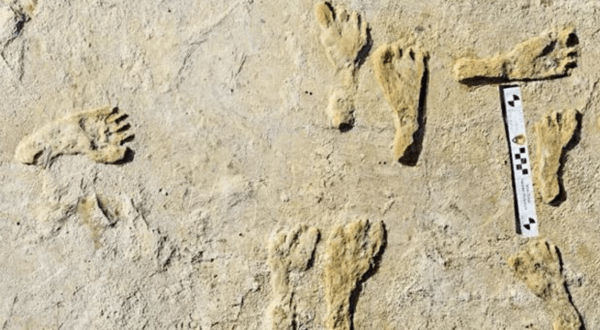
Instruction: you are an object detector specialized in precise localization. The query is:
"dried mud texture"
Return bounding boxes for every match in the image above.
[373,39,427,161]
[15,106,133,167]
[323,220,385,330]
[534,109,579,204]
[508,239,582,330]
[315,1,368,129]
[454,26,579,84]
[268,225,319,330]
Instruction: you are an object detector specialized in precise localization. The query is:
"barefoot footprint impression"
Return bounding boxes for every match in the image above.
[373,39,428,161]
[315,1,368,130]
[268,225,320,330]
[454,26,579,84]
[15,106,134,167]
[533,109,579,204]
[509,239,582,330]
[323,219,385,330]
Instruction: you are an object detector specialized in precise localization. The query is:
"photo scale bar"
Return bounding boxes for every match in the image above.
[499,85,538,237]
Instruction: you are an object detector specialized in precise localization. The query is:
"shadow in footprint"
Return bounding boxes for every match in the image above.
[354,27,373,71]
[399,56,429,166]
[339,122,354,133]
[336,27,371,134]
[461,73,577,87]
[347,223,387,330]
[305,231,321,270]
[554,246,587,330]
[550,111,582,207]
[114,148,136,165]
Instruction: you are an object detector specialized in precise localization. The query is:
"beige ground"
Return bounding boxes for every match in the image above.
[1,0,600,329]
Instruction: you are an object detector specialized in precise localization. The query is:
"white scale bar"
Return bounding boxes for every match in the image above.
[500,86,538,237]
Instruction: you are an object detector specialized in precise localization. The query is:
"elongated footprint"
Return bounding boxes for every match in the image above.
[373,39,427,161]
[455,26,579,84]
[323,220,385,330]
[15,106,133,167]
[268,225,319,330]
[315,1,369,130]
[534,109,579,204]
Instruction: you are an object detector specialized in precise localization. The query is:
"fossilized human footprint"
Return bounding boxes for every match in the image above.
[15,106,133,167]
[268,225,319,330]
[373,39,427,161]
[315,1,368,129]
[508,239,582,330]
[455,26,579,84]
[323,219,384,330]
[534,109,578,204]
[315,1,367,77]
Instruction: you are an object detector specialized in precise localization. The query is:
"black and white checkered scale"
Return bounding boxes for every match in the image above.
[513,147,529,176]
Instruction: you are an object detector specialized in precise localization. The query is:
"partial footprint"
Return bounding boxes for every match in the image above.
[455,26,579,84]
[76,194,117,249]
[315,1,369,129]
[0,0,31,80]
[508,239,583,330]
[0,4,26,47]
[323,219,385,330]
[373,39,428,162]
[327,88,355,131]
[533,109,579,204]
[268,225,319,330]
[15,106,134,167]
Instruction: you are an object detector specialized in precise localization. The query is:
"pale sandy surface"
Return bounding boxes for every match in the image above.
[1,0,600,329]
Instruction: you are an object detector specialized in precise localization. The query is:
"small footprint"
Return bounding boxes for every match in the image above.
[268,224,319,330]
[455,26,579,84]
[508,239,583,330]
[323,219,385,330]
[315,1,369,130]
[533,109,579,204]
[15,106,134,167]
[315,1,367,77]
[373,39,428,161]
